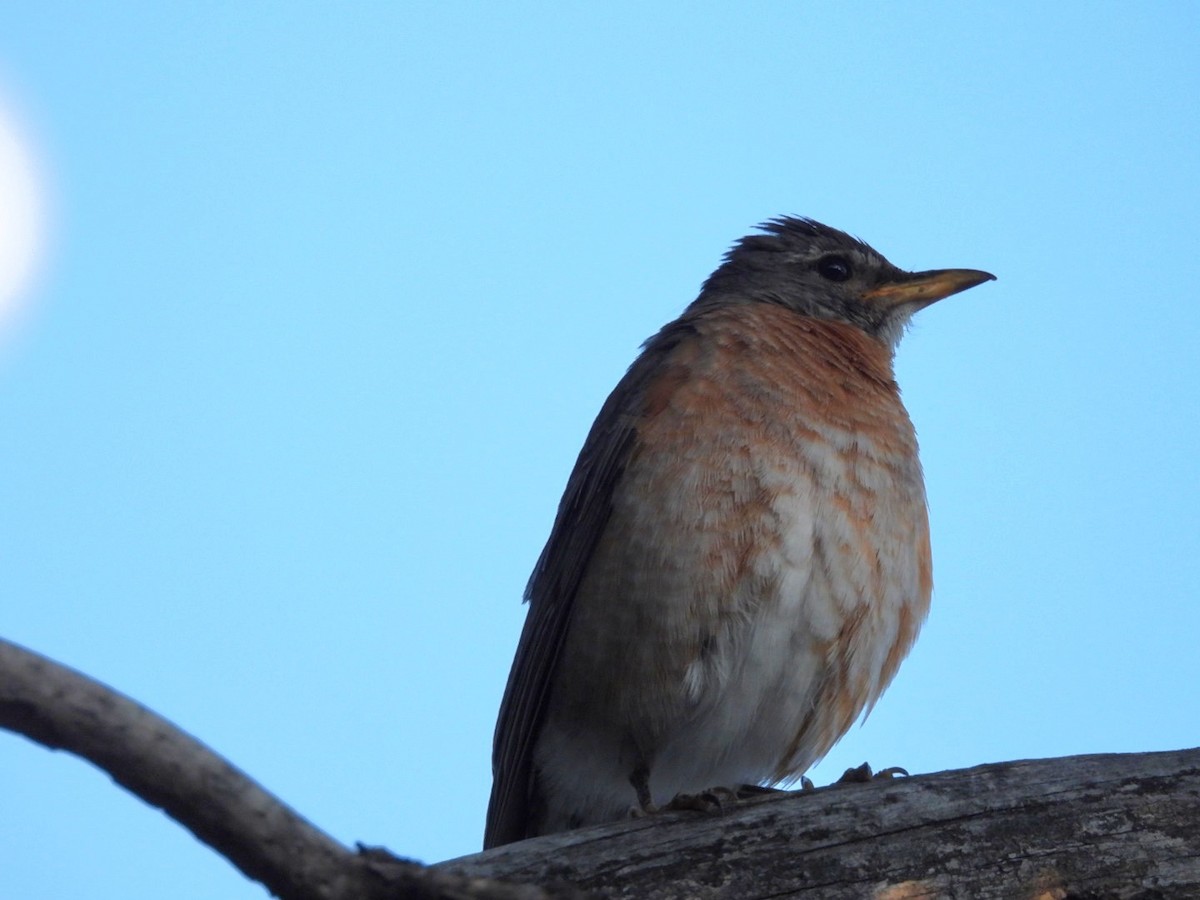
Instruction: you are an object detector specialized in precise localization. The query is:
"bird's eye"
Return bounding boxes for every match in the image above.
[817,255,853,282]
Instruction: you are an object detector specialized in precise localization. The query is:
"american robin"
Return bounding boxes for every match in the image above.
[485,217,994,849]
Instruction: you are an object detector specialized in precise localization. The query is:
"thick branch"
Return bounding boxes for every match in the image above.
[445,748,1200,898]
[0,638,576,900]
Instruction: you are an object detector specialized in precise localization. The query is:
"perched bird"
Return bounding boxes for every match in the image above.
[485,217,994,849]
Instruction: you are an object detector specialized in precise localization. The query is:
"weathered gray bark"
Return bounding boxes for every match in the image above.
[447,747,1200,898]
[3,636,1197,898]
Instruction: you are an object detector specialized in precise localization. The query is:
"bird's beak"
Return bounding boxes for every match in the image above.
[864,268,996,310]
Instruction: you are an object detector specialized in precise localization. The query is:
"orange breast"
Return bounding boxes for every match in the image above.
[545,302,933,790]
[627,304,933,776]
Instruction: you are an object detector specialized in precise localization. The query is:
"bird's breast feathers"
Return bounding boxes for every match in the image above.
[551,305,932,782]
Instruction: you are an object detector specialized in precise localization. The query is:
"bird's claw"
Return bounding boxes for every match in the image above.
[630,783,782,820]
[662,786,740,813]
[835,762,909,785]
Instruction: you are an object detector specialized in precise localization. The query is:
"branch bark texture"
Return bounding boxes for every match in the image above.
[446,747,1200,898]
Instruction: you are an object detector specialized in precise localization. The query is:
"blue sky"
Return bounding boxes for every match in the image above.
[2,3,1198,897]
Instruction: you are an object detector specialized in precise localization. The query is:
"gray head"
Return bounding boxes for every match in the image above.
[694,216,995,349]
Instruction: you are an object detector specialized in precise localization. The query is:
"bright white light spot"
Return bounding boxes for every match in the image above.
[0,92,46,327]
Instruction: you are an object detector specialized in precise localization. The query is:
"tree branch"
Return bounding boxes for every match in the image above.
[444,747,1200,898]
[5,636,1198,898]
[0,638,578,900]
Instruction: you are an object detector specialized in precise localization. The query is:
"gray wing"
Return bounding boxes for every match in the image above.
[483,319,696,849]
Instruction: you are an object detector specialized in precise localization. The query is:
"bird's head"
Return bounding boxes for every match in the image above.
[696,217,995,349]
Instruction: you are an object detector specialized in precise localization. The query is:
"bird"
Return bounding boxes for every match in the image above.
[484,216,994,849]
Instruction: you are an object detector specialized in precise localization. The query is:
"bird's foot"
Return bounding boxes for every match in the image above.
[628,764,657,817]
[627,784,769,819]
[634,786,745,817]
[835,762,909,785]
[662,786,741,814]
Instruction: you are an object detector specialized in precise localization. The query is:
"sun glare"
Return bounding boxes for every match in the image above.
[0,92,46,328]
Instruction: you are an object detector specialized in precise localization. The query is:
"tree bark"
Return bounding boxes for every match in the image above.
[446,747,1200,898]
[3,636,1197,898]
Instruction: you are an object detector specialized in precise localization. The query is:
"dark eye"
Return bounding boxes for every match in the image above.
[817,255,852,282]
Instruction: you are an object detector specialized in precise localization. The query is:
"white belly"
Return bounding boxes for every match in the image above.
[534,434,930,830]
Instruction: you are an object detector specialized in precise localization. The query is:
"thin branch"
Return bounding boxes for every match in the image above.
[0,638,578,900]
